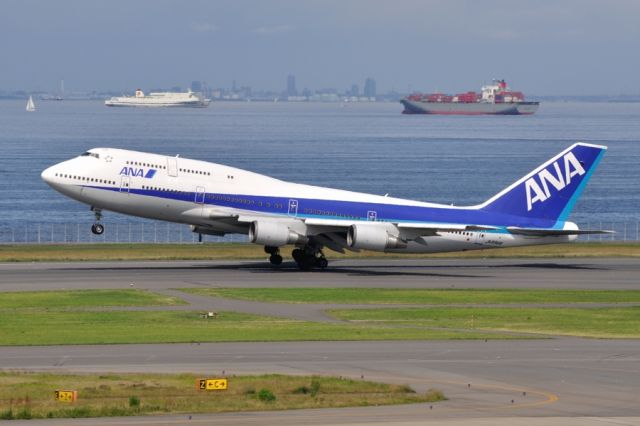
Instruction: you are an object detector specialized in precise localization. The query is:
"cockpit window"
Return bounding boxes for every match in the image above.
[80,152,100,159]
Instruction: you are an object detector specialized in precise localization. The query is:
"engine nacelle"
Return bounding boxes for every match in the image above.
[249,221,307,246]
[347,224,407,251]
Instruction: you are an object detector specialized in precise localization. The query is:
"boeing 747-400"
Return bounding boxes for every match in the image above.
[41,143,609,269]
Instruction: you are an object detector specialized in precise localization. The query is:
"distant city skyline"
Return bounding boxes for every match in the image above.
[2,1,639,96]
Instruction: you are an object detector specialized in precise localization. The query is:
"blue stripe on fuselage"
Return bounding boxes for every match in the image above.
[85,185,558,229]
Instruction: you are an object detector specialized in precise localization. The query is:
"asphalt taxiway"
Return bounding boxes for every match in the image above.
[1,258,639,425]
[2,340,640,425]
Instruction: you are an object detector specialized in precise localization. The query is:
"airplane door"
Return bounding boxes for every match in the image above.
[120,176,130,193]
[367,210,377,221]
[167,157,178,177]
[288,199,298,217]
[195,186,206,204]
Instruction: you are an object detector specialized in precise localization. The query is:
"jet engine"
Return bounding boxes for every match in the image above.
[249,221,307,246]
[347,224,407,251]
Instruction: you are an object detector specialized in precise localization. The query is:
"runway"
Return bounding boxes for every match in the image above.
[1,257,639,291]
[1,258,639,425]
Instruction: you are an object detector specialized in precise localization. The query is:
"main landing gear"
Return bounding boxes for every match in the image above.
[264,246,283,265]
[264,245,328,270]
[292,245,328,270]
[90,207,104,235]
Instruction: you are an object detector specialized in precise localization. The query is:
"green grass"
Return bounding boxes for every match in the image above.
[2,288,639,344]
[0,290,185,310]
[184,288,640,305]
[0,310,520,346]
[330,306,640,338]
[0,242,639,262]
[0,372,444,419]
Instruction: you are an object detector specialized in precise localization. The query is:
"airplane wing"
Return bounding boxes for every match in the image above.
[303,219,502,251]
[396,222,499,235]
[204,213,613,246]
[305,217,496,232]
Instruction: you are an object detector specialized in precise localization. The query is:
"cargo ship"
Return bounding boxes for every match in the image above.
[401,80,539,115]
[105,89,210,108]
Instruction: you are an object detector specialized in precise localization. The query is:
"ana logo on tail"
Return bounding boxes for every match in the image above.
[525,152,585,211]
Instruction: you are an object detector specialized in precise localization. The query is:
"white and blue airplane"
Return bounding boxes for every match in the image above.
[41,142,609,269]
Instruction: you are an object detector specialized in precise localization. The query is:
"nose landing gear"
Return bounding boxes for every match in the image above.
[91,223,104,235]
[90,207,104,235]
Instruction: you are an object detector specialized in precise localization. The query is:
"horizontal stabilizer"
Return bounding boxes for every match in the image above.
[506,227,614,236]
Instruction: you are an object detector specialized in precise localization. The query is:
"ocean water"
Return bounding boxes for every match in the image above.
[0,100,639,241]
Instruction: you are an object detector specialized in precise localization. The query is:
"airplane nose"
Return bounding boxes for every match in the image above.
[41,166,55,185]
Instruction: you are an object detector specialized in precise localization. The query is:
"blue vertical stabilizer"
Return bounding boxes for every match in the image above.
[477,143,607,228]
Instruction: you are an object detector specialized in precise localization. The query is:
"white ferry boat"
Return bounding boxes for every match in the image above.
[105,89,210,108]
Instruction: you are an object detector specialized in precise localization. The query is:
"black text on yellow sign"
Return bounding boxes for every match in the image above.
[54,390,78,402]
[197,378,228,391]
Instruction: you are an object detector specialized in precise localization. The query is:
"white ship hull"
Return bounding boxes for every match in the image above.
[105,90,210,108]
[105,99,210,108]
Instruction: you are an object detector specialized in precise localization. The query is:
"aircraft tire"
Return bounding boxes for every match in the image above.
[269,254,283,265]
[91,224,104,235]
[316,257,328,269]
[292,248,303,262]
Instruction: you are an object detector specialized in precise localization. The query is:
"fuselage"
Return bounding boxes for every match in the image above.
[41,147,583,255]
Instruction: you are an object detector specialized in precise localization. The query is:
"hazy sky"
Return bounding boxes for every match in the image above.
[2,0,639,95]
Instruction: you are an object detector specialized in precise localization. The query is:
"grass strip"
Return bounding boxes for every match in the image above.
[0,310,520,346]
[0,372,444,419]
[330,306,640,338]
[0,290,185,310]
[0,242,638,262]
[184,288,640,305]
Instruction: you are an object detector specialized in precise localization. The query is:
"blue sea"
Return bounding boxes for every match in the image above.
[1,100,639,242]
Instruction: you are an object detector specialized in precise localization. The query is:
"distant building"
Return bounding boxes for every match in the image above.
[287,75,297,97]
[350,84,359,97]
[239,86,252,98]
[191,81,202,92]
[364,77,376,99]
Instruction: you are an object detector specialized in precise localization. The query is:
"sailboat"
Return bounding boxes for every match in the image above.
[26,96,36,112]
